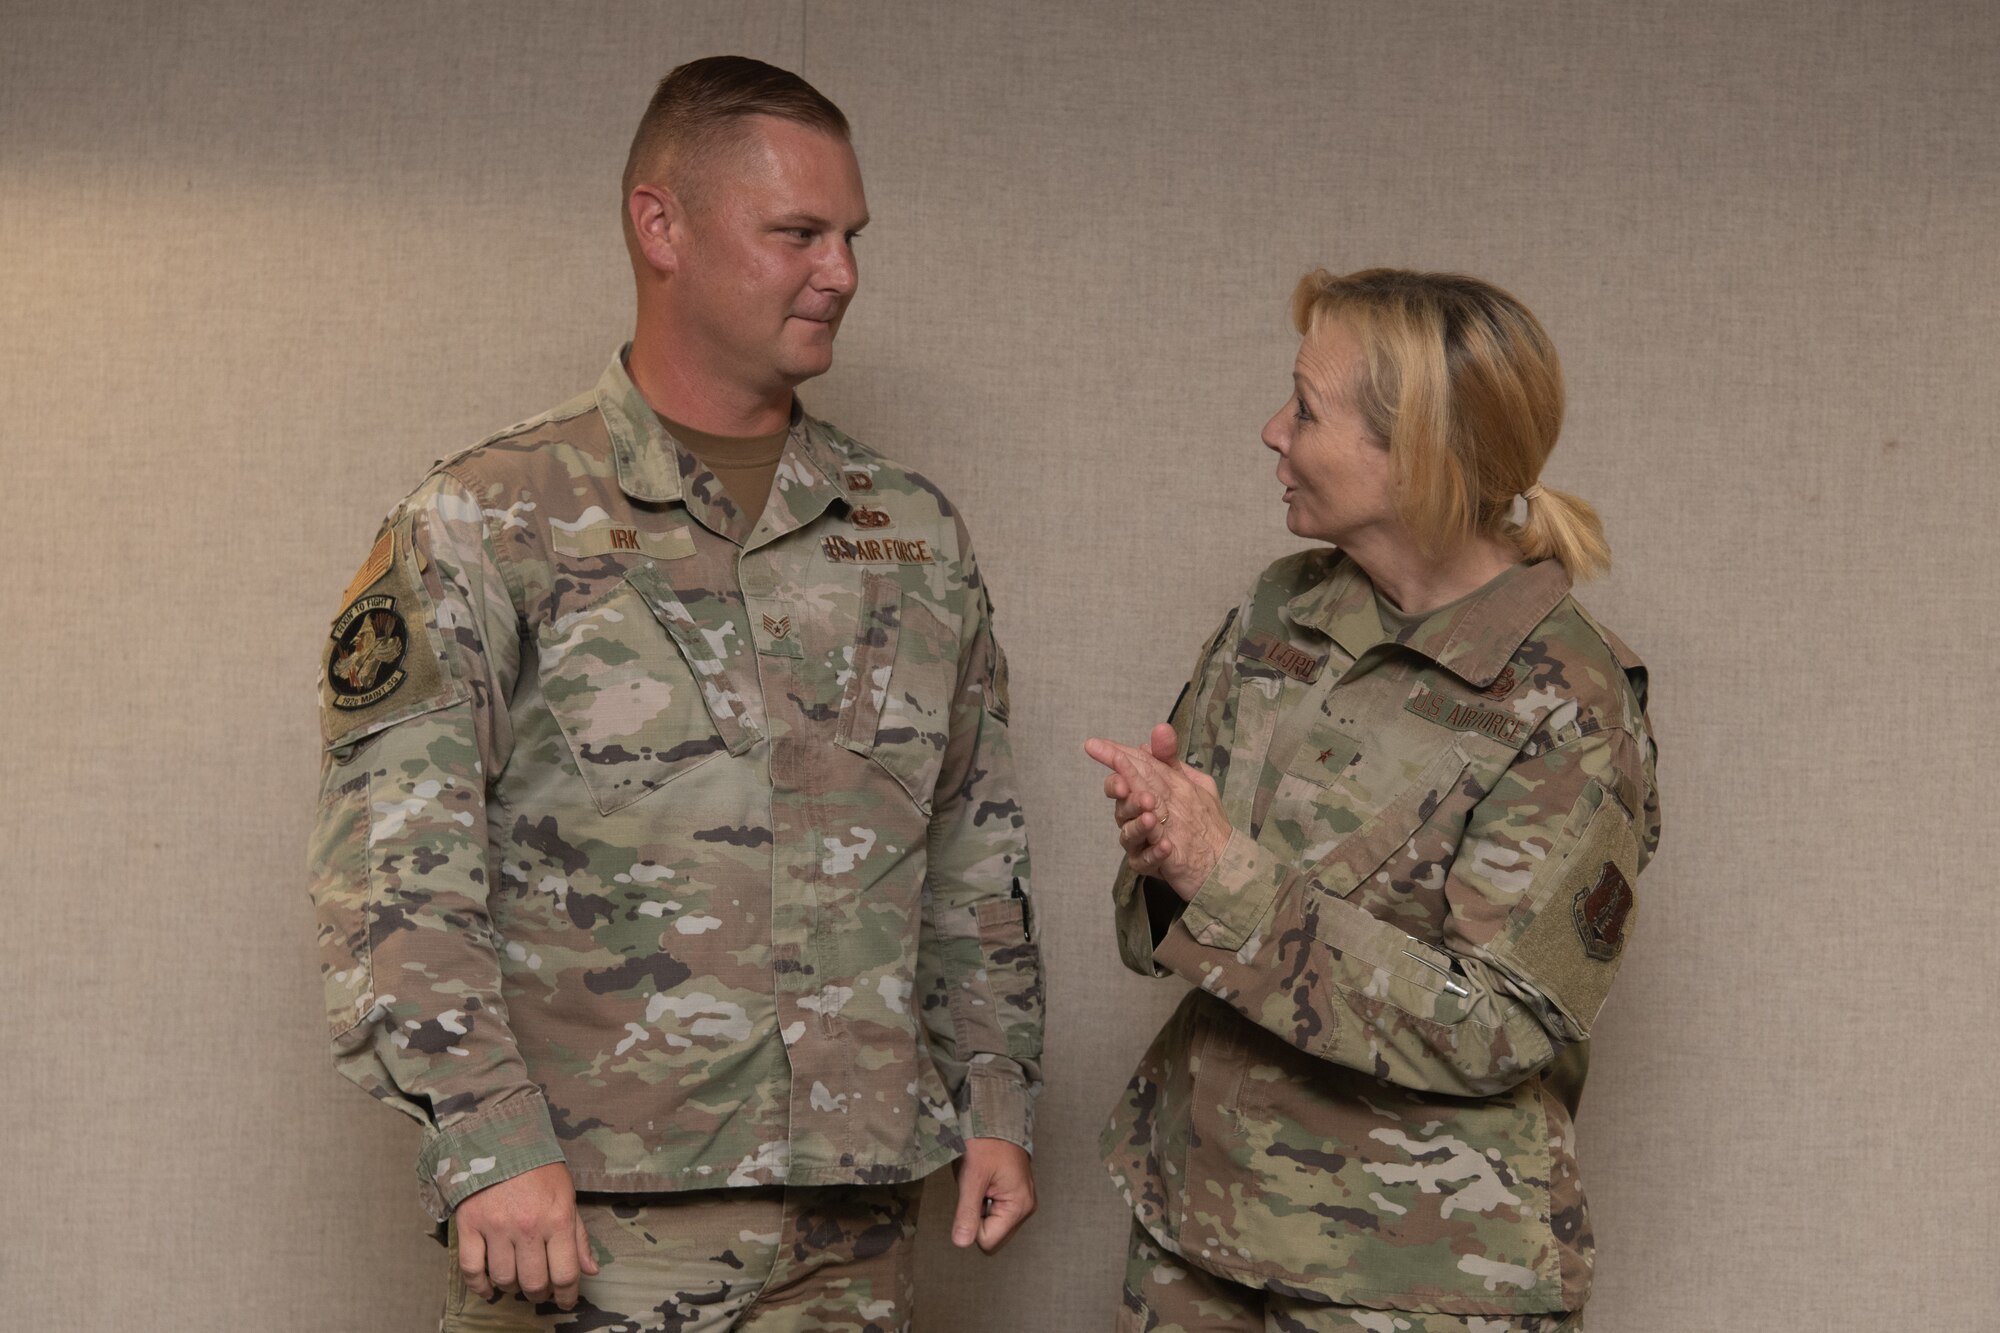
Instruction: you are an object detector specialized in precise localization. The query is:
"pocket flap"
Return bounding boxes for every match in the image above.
[1304,742,1471,900]
[623,562,760,756]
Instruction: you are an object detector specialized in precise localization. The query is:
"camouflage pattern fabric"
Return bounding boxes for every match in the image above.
[308,349,1042,1220]
[1102,551,1659,1316]
[1119,1219,1583,1332]
[443,1180,923,1332]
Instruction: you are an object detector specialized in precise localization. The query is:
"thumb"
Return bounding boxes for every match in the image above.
[1149,723,1180,765]
[574,1213,599,1275]
[952,1166,986,1248]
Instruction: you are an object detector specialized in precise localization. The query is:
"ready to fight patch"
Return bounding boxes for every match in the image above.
[1573,861,1634,961]
[327,595,409,709]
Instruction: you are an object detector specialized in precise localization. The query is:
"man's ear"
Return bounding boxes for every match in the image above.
[627,182,683,275]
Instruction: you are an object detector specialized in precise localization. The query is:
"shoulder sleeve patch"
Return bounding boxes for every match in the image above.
[320,517,465,750]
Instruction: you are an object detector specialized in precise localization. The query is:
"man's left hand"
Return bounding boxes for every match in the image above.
[951,1137,1036,1254]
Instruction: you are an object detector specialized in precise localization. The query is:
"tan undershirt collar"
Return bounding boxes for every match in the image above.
[656,411,790,530]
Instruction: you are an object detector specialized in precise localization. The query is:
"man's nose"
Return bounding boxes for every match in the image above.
[819,240,858,296]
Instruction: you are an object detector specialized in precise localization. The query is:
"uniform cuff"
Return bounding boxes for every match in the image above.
[415,1089,566,1220]
[962,1064,1035,1154]
[1175,829,1287,953]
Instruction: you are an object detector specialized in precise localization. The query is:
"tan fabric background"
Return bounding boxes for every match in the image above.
[4,2,1996,1328]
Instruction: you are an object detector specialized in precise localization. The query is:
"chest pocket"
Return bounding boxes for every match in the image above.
[836,574,956,815]
[1299,739,1473,905]
[537,564,758,816]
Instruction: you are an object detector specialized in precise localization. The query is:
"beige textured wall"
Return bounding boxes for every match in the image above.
[4,2,1996,1328]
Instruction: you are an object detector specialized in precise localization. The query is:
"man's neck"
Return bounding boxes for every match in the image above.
[627,328,793,437]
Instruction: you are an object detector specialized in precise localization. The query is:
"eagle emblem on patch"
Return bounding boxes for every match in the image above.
[327,595,409,710]
[850,505,892,529]
[843,470,875,492]
[1572,861,1634,961]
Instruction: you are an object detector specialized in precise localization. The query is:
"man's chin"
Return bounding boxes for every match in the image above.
[778,348,836,383]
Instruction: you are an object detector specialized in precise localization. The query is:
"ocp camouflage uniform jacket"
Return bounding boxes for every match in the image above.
[307,351,1043,1222]
[1102,550,1659,1316]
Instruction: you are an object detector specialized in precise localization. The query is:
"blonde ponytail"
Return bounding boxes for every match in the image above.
[1513,482,1610,581]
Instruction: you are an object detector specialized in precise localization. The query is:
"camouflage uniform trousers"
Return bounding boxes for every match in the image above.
[1118,1222,1581,1333]
[443,1180,923,1333]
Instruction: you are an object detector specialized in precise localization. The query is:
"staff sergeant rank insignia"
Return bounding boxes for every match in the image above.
[327,595,409,710]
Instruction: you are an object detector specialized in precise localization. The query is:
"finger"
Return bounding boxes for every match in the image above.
[1115,793,1156,824]
[951,1165,989,1248]
[1083,737,1124,770]
[1088,738,1151,780]
[977,1185,1037,1254]
[575,1214,600,1276]
[1119,816,1160,856]
[546,1229,582,1311]
[516,1237,553,1304]
[1149,723,1180,764]
[458,1225,495,1302]
[484,1230,518,1296]
[1102,771,1124,800]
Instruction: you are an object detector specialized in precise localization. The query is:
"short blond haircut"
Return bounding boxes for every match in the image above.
[1290,268,1610,580]
[621,56,849,234]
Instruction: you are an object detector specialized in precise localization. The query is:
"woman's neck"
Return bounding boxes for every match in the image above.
[1345,530,1522,617]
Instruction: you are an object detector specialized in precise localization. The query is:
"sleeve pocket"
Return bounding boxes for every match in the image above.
[306,779,376,1038]
[837,578,956,814]
[1494,783,1641,1039]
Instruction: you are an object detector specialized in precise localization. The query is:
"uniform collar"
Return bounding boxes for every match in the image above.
[595,346,847,543]
[1285,551,1572,688]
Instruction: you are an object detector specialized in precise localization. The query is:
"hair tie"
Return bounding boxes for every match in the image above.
[1520,483,1546,503]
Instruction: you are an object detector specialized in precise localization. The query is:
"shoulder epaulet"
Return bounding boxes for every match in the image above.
[1566,600,1650,712]
[421,388,599,485]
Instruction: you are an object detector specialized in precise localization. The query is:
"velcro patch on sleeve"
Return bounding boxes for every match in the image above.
[320,520,462,748]
[1499,789,1640,1037]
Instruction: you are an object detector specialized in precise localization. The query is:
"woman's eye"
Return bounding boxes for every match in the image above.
[1294,397,1313,423]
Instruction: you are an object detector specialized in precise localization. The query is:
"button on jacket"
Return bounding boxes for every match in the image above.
[308,352,1044,1220]
[1102,550,1659,1316]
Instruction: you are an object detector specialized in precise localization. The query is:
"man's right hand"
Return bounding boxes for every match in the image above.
[454,1160,598,1310]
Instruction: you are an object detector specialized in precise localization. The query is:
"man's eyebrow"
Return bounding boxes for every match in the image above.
[771,212,871,231]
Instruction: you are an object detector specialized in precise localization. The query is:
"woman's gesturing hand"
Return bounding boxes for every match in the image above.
[1084,723,1233,901]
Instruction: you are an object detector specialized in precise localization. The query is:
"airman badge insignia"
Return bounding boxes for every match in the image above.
[843,470,875,492]
[850,505,893,529]
[1572,861,1634,961]
[328,595,409,710]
